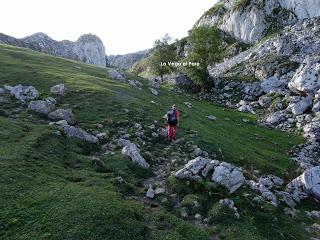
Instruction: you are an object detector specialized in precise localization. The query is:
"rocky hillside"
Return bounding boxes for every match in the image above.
[2,43,320,240]
[0,32,106,67]
[196,0,320,44]
[108,49,150,69]
[206,17,320,170]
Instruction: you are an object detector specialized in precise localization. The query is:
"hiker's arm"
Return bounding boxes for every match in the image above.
[163,114,167,119]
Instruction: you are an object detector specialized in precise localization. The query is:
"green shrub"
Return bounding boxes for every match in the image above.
[183,26,223,90]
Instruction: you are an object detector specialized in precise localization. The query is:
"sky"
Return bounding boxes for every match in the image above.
[0,0,218,55]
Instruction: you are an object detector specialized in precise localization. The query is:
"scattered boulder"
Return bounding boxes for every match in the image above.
[211,162,245,193]
[48,108,75,124]
[247,180,278,206]
[288,56,320,94]
[306,211,320,219]
[265,110,287,125]
[146,186,155,199]
[258,95,273,107]
[108,69,125,81]
[0,88,4,96]
[242,82,263,100]
[287,166,320,201]
[184,102,193,108]
[207,115,217,121]
[150,78,160,89]
[175,157,219,181]
[50,84,67,96]
[275,191,296,208]
[28,97,56,115]
[61,124,98,143]
[219,199,240,218]
[128,80,143,89]
[8,84,39,101]
[150,88,158,96]
[155,187,165,195]
[289,96,313,115]
[312,101,320,112]
[121,141,149,168]
[261,76,284,93]
[237,100,255,114]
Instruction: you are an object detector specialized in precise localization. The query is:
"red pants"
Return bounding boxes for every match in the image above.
[167,125,177,141]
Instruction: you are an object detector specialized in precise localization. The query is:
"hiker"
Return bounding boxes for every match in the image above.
[163,104,180,141]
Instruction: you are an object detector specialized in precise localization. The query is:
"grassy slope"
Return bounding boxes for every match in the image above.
[0,44,317,240]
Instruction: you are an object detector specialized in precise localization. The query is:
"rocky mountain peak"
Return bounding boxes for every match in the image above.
[0,32,106,67]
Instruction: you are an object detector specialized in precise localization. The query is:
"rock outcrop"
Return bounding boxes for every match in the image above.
[121,141,150,168]
[287,166,320,201]
[5,84,39,102]
[59,122,98,143]
[50,84,68,96]
[175,157,245,193]
[205,17,320,169]
[28,97,56,115]
[0,32,106,67]
[48,109,75,124]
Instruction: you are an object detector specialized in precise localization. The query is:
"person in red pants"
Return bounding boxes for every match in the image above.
[163,104,180,142]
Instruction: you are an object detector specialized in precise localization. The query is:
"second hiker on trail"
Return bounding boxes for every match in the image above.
[163,104,180,142]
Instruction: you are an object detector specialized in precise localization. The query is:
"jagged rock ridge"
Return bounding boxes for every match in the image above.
[0,32,106,67]
[108,49,150,69]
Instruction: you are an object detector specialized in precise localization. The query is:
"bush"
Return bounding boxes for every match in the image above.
[183,26,223,90]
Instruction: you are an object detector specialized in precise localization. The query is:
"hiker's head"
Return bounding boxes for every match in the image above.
[172,104,176,110]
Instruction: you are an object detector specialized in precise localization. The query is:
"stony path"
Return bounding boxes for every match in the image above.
[208,45,259,77]
[208,36,277,77]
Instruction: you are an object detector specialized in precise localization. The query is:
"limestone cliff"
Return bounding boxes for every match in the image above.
[0,32,106,67]
[196,0,320,44]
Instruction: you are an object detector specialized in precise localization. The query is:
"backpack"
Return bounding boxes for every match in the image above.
[167,109,177,126]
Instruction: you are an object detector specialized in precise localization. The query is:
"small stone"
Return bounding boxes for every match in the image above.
[116,176,124,183]
[152,132,159,138]
[146,187,155,199]
[155,187,165,195]
[150,88,158,96]
[207,115,216,121]
[194,213,202,221]
[180,208,188,218]
[50,84,67,96]
[96,132,108,140]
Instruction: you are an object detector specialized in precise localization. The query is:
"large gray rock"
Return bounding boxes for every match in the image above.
[61,124,98,143]
[175,157,219,181]
[121,142,149,168]
[48,109,75,124]
[28,98,56,115]
[288,56,320,94]
[8,84,39,101]
[211,162,245,193]
[265,110,287,125]
[289,96,313,115]
[0,88,5,96]
[150,88,158,96]
[261,76,284,93]
[287,166,320,201]
[108,69,125,81]
[128,80,143,89]
[50,84,67,96]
